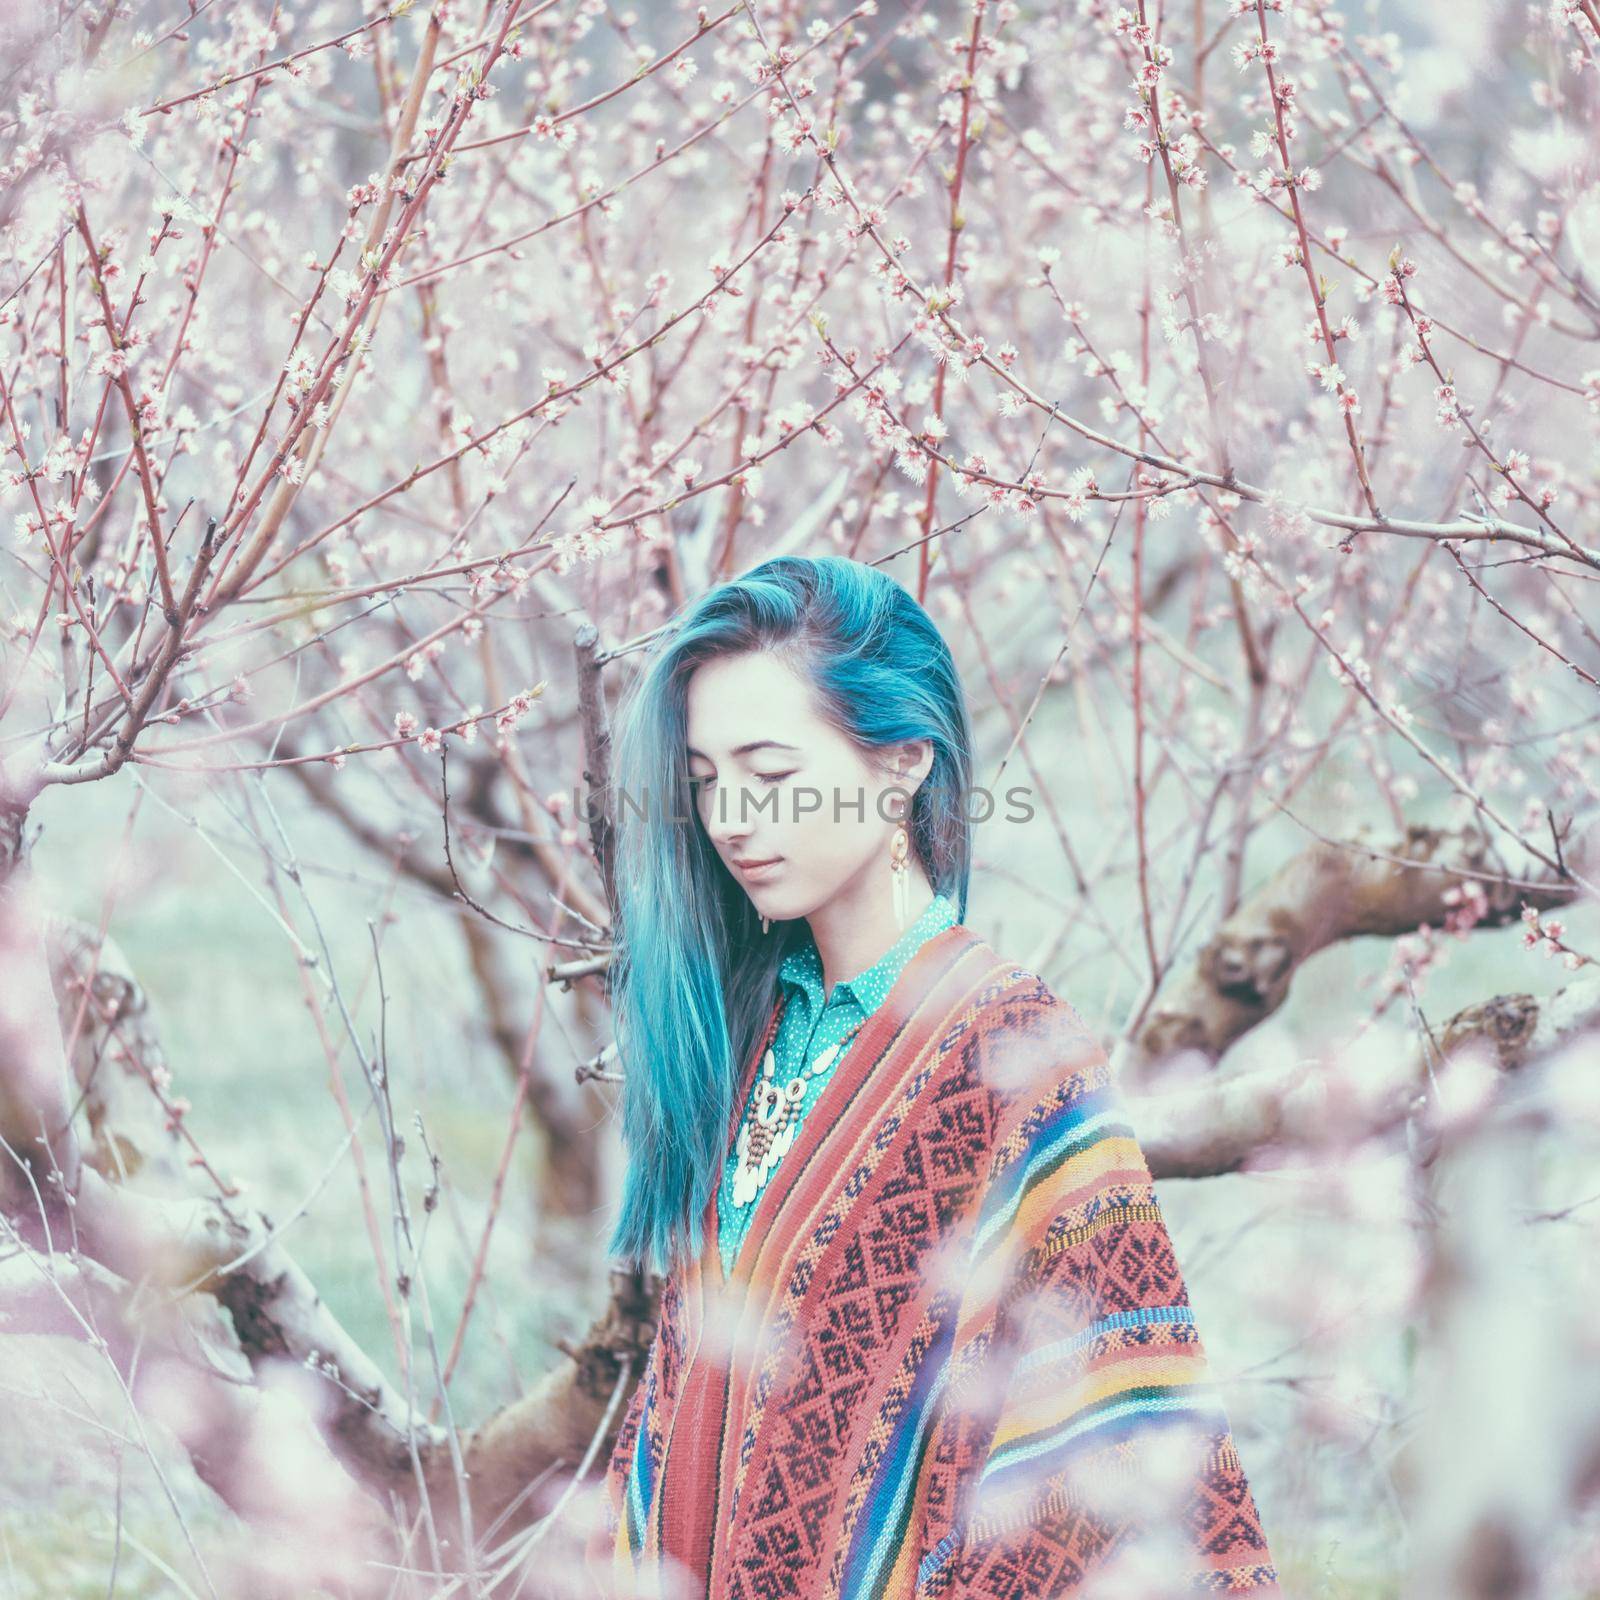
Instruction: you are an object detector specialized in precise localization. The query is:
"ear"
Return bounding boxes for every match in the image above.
[889,738,935,793]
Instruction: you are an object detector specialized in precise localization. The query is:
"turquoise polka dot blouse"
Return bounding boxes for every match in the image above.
[716,891,960,1274]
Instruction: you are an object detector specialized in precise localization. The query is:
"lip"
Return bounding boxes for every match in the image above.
[733,857,783,880]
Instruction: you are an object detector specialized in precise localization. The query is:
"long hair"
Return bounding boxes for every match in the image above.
[604,555,976,1276]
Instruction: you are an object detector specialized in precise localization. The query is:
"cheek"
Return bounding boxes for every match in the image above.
[780,781,885,859]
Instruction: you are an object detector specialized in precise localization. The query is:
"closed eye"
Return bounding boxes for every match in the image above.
[691,772,792,790]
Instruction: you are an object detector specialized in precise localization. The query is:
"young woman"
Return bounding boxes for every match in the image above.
[585,556,1280,1597]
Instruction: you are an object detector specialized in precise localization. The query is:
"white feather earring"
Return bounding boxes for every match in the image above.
[890,813,910,931]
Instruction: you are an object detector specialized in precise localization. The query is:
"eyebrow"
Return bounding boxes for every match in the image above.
[685,740,801,760]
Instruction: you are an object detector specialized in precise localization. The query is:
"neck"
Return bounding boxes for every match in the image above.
[806,861,938,1003]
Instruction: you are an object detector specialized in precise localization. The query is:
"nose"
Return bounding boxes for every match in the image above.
[700,780,756,854]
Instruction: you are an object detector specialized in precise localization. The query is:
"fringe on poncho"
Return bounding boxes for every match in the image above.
[586,923,1281,1598]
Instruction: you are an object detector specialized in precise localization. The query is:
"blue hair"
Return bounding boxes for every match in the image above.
[604,555,975,1276]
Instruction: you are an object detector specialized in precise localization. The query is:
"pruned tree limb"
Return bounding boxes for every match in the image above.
[1126,822,1591,1086]
[1131,972,1600,1178]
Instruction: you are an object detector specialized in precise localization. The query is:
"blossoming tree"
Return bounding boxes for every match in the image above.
[1,0,1598,1593]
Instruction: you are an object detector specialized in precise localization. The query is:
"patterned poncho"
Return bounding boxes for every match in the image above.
[588,923,1281,1597]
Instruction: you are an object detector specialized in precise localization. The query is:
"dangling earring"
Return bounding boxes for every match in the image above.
[760,914,770,936]
[889,810,910,931]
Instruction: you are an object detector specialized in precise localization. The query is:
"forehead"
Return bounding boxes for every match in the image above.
[685,652,821,758]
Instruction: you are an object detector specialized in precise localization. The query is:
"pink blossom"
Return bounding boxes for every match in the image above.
[894,450,929,485]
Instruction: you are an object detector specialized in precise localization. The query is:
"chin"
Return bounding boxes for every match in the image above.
[754,890,817,923]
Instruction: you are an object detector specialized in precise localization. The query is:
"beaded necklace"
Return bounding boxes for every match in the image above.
[729,990,868,1209]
